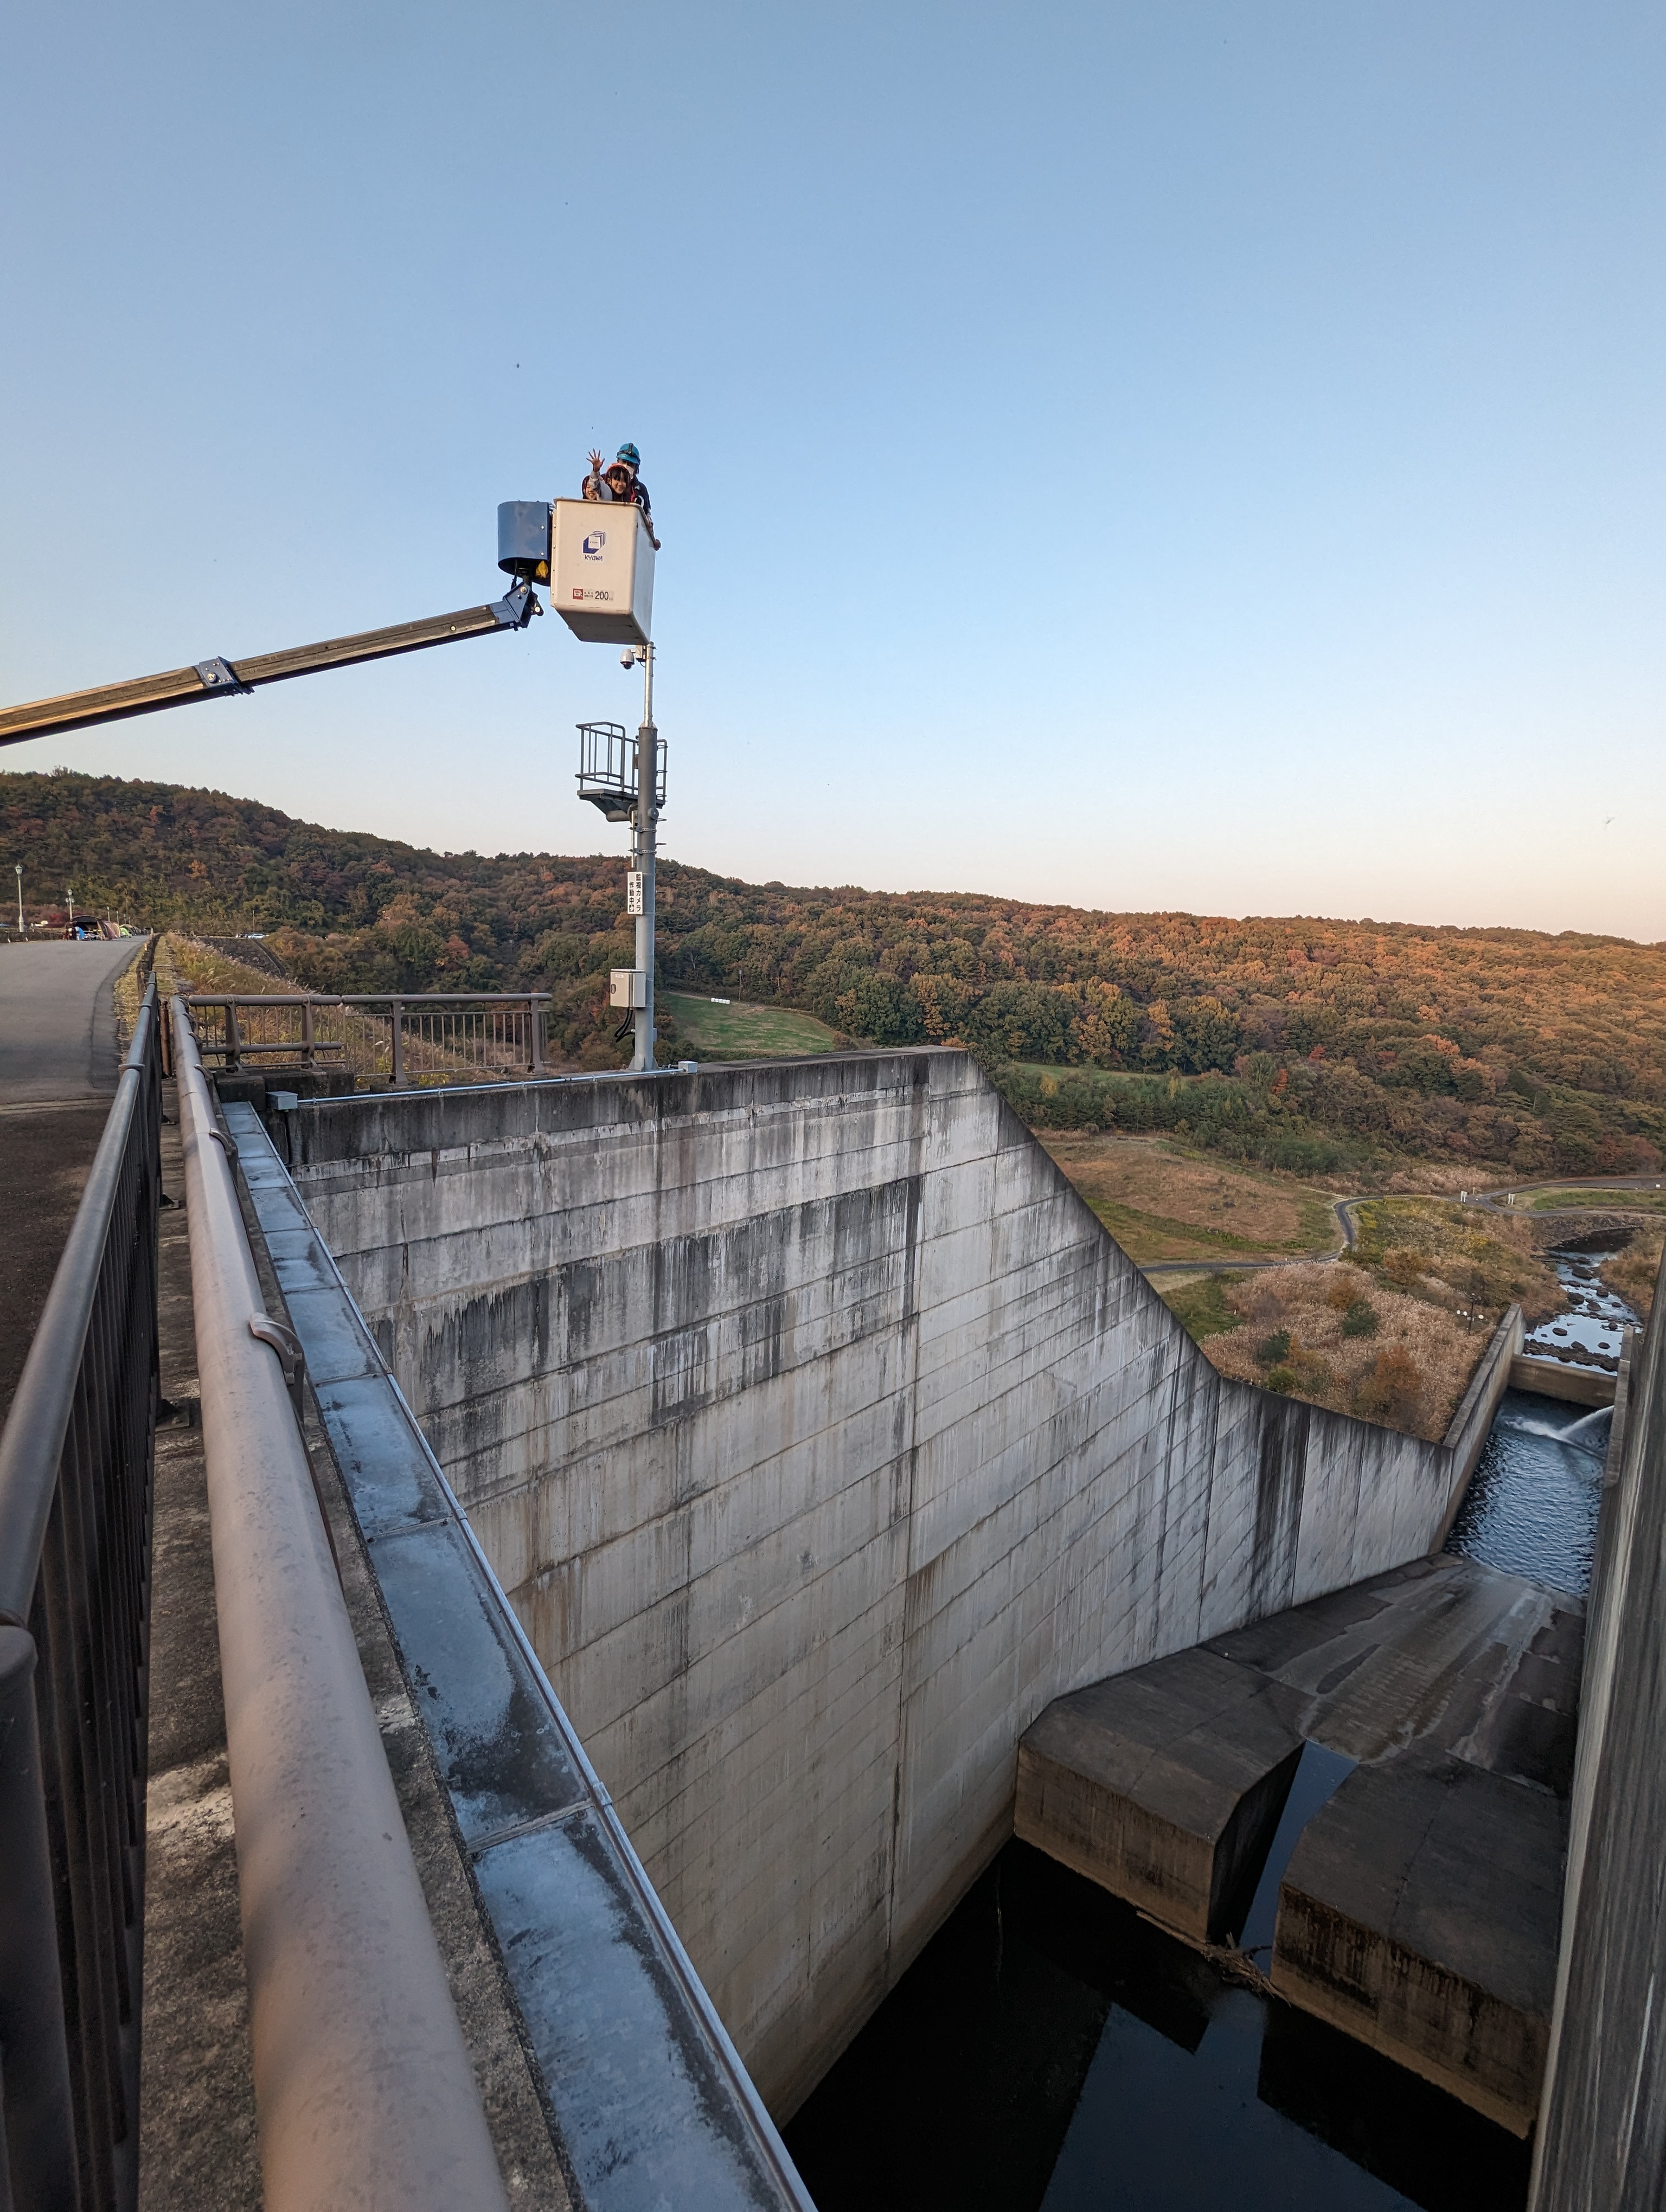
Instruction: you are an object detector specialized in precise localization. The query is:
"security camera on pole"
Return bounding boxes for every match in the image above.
[496,468,661,1073]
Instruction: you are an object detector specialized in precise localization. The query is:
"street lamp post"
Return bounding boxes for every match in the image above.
[14,863,21,934]
[66,886,74,933]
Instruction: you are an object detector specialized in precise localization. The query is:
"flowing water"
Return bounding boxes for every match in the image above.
[786,1242,1639,2211]
[1446,1239,1635,1597]
[1520,1241,1633,1369]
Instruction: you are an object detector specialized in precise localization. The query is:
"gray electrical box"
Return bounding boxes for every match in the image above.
[610,968,649,1009]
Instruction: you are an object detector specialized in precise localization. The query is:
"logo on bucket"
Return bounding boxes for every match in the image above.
[582,531,606,561]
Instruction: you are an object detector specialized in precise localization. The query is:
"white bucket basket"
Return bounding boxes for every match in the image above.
[552,500,655,645]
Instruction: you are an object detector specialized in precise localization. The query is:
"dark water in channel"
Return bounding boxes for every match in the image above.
[785,1844,1530,2212]
[789,1250,1637,2210]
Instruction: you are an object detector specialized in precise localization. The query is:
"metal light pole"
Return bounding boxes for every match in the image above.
[549,488,661,1070]
[65,886,73,933]
[13,864,21,934]
[630,642,657,1073]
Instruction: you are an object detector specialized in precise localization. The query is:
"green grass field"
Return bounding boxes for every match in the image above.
[1081,1198,1311,1263]
[660,991,842,1060]
[1040,1131,1342,1264]
[1526,1188,1666,1213]
[1158,1273,1244,1342]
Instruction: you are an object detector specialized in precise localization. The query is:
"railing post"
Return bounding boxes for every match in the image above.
[0,1626,80,2209]
[225,999,242,1073]
[529,996,543,1078]
[0,985,159,2212]
[302,999,315,1071]
[391,1000,406,1089]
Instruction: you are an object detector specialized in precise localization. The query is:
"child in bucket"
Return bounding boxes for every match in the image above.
[580,443,660,549]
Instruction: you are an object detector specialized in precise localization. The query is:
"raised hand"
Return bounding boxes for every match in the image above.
[587,449,604,473]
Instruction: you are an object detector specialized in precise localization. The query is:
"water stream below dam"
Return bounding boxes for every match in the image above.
[785,1245,1639,2212]
[1446,1238,1634,1598]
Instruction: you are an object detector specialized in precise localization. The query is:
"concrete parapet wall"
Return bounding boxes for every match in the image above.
[1509,1355,1616,1408]
[1532,1258,1666,2210]
[285,1051,1504,2113]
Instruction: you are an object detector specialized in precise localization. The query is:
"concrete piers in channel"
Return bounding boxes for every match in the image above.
[1017,1554,1583,2136]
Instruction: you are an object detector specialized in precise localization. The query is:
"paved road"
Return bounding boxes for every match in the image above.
[1458,1172,1666,1214]
[0,937,142,1103]
[0,938,146,1425]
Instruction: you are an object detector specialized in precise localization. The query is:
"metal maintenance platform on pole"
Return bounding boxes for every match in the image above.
[575,722,665,824]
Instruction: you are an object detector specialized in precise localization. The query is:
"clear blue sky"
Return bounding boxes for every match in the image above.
[3,1,1661,939]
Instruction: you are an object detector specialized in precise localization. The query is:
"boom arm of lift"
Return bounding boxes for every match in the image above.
[0,581,542,749]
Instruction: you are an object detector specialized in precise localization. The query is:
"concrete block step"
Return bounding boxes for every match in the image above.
[1015,1648,1305,1947]
[1273,1752,1564,2137]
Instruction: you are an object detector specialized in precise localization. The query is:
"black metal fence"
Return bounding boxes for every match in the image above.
[0,980,162,2212]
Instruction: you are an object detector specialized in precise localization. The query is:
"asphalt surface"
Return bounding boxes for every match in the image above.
[0,936,142,1102]
[0,938,145,1424]
[1460,1172,1666,1214]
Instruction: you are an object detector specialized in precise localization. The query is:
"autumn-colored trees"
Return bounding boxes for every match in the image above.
[7,767,1664,1177]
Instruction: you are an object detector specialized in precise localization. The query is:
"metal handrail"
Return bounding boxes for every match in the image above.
[576,719,666,819]
[169,999,509,2212]
[184,992,556,1004]
[0,979,161,2212]
[184,991,553,1086]
[228,1103,816,2209]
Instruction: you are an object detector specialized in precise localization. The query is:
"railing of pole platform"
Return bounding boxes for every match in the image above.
[0,979,162,2212]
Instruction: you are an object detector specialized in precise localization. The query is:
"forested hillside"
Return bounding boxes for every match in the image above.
[8,767,1664,1177]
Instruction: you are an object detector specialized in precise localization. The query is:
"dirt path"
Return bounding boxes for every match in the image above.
[1138,1180,1666,1282]
[1139,1196,1363,1278]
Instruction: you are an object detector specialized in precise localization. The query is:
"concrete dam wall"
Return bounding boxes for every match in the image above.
[1531,1251,1666,2211]
[283,1049,1501,2114]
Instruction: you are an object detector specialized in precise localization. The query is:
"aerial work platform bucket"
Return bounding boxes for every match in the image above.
[551,500,655,646]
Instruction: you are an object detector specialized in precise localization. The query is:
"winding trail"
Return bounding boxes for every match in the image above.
[1137,1176,1664,1282]
[1139,1195,1364,1279]
[1132,1185,1663,1291]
